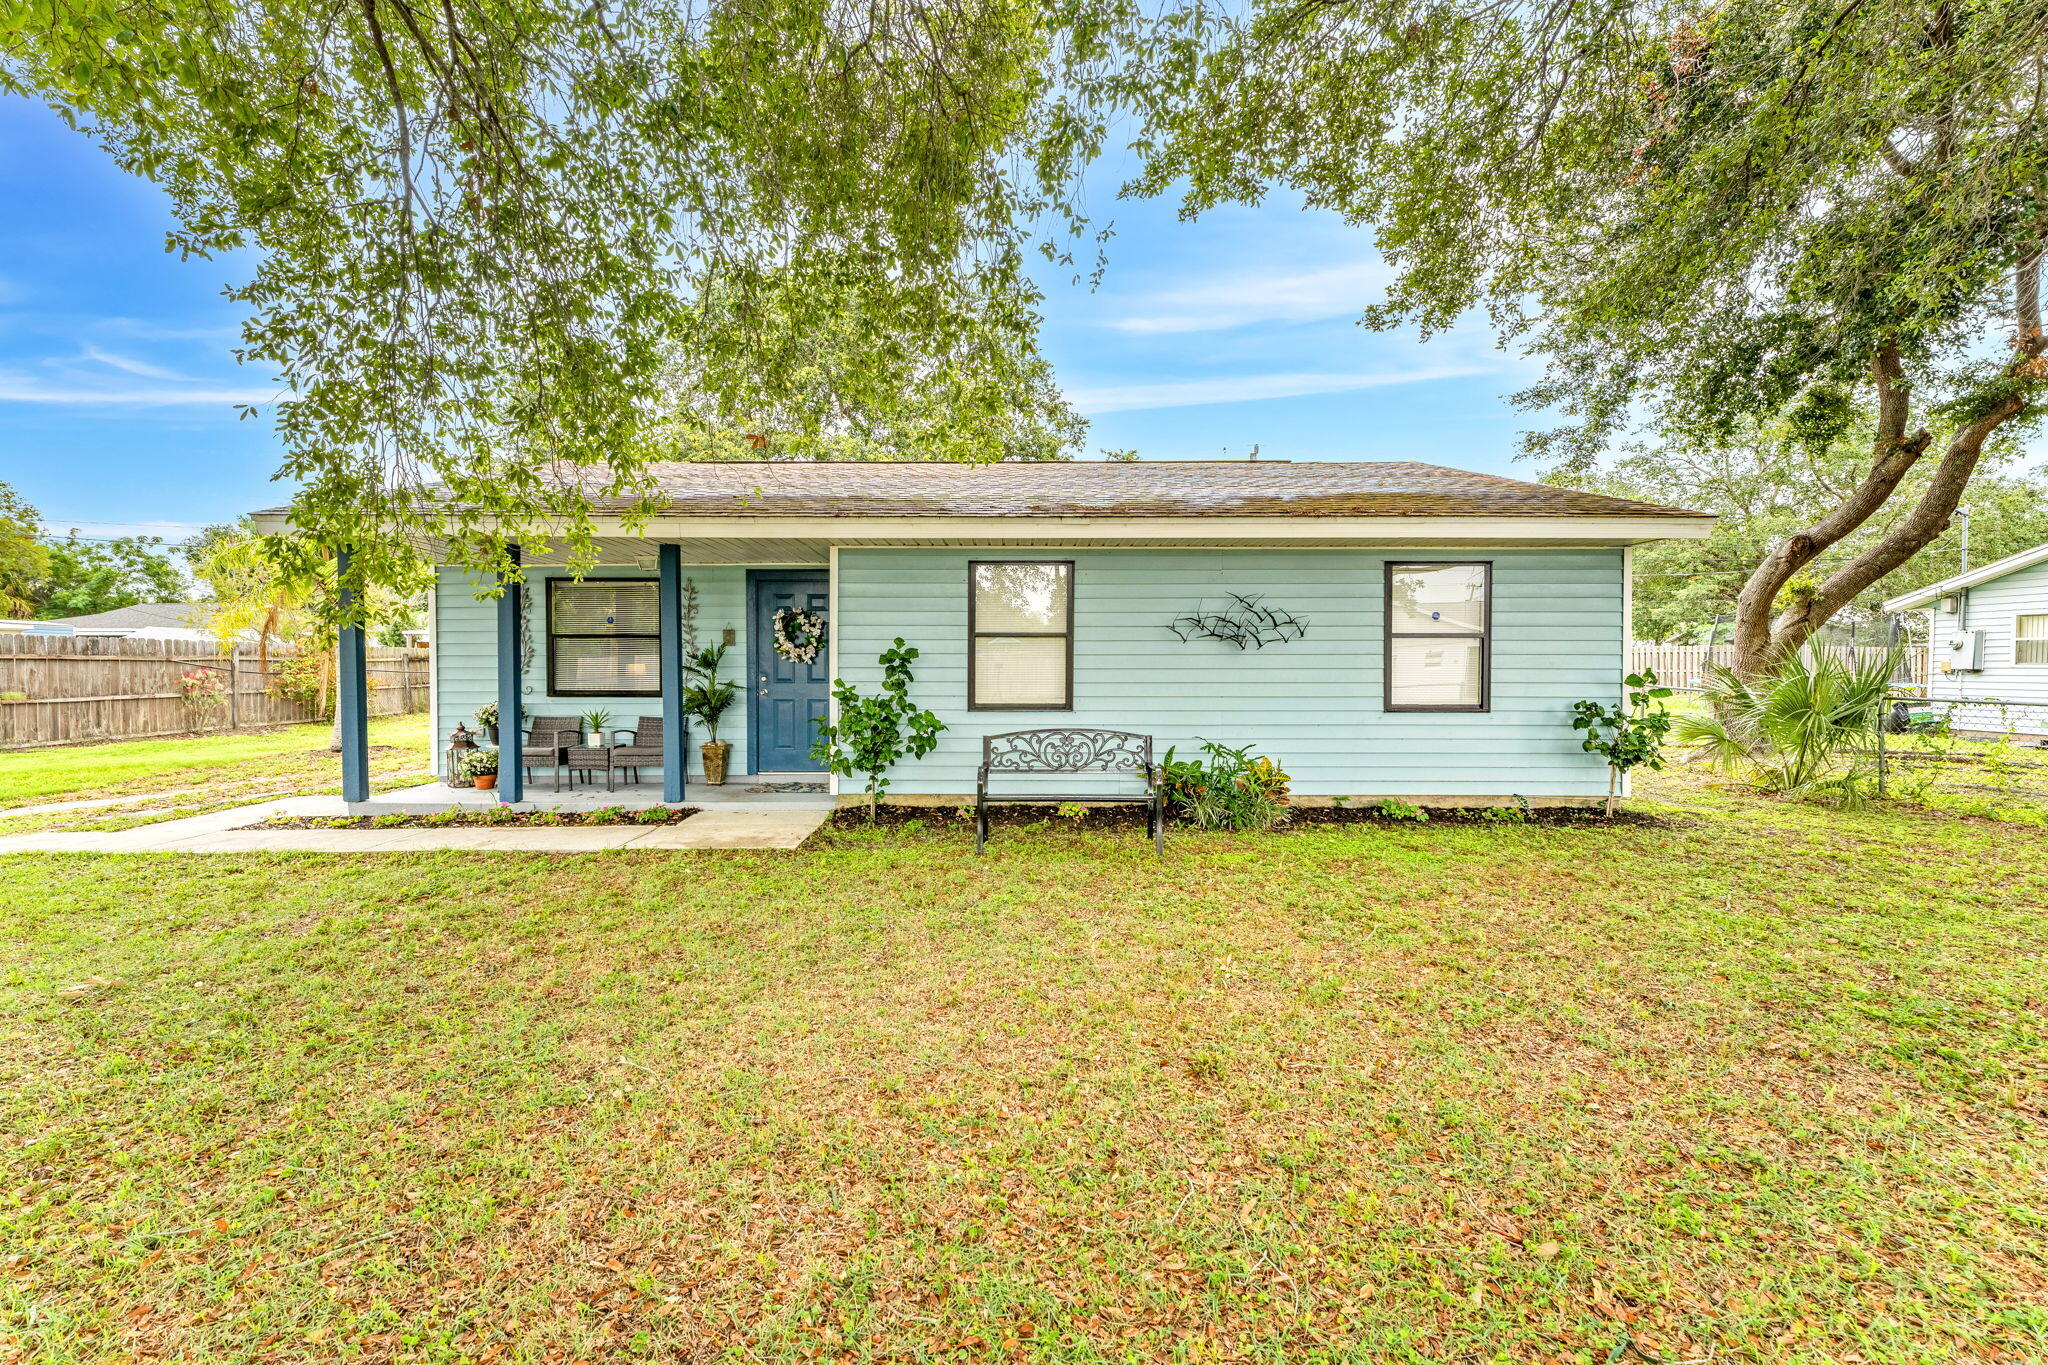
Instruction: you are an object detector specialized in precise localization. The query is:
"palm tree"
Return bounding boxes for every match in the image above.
[1673,651,1898,806]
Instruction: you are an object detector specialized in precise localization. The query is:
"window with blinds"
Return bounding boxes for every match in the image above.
[969,561,1074,709]
[1385,562,1491,712]
[2018,614,2048,665]
[547,580,661,697]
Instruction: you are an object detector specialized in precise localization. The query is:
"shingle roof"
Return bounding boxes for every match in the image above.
[46,602,209,630]
[545,460,1708,520]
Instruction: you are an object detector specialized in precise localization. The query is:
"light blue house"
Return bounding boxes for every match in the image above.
[283,461,1711,807]
[1883,539,2048,736]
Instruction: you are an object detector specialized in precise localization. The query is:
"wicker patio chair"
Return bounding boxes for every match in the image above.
[607,716,673,793]
[523,715,584,791]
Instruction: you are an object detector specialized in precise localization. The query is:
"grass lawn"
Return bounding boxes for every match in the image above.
[4,776,2046,1363]
[0,715,432,835]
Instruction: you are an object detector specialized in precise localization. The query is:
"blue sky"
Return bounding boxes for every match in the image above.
[0,92,1541,542]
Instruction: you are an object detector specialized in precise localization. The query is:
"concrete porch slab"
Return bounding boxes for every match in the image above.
[0,797,831,855]
[356,778,833,816]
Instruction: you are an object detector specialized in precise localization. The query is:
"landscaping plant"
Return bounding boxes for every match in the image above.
[1571,669,1675,817]
[1674,652,1896,806]
[810,639,945,819]
[684,643,741,783]
[1157,742,1290,831]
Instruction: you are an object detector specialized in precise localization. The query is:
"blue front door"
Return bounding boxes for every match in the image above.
[749,571,830,771]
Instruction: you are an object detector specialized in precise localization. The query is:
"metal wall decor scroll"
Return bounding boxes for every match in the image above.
[1167,594,1308,649]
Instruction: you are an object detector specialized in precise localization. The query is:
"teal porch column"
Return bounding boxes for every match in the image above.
[659,543,687,803]
[336,546,370,804]
[496,544,524,803]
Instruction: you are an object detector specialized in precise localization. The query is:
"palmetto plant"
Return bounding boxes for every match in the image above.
[1673,652,1898,806]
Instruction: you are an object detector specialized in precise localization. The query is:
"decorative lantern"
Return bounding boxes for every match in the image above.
[446,722,476,787]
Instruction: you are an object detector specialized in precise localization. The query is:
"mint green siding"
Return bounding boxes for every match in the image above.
[834,547,1624,797]
[431,565,752,779]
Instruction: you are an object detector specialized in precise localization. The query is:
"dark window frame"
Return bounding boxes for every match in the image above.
[545,577,662,698]
[1383,560,1492,714]
[968,559,1076,712]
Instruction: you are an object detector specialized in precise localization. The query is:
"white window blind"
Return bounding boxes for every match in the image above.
[548,581,661,696]
[2018,615,2048,665]
[970,562,1072,709]
[1386,563,1490,711]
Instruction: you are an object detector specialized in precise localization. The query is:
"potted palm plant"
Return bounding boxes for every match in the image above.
[685,642,740,785]
[580,709,612,747]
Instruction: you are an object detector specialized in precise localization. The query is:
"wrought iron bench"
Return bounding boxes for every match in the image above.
[976,728,1164,856]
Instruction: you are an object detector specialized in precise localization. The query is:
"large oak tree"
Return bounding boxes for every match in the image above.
[1102,0,2048,674]
[3,0,1095,587]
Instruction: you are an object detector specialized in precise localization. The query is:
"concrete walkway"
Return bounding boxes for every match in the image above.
[0,795,829,854]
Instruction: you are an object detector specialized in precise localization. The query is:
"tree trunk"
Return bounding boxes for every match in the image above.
[1729,242,2045,678]
[1605,764,1617,819]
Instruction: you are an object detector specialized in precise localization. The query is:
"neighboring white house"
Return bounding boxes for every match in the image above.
[1883,542,2048,736]
[41,602,218,642]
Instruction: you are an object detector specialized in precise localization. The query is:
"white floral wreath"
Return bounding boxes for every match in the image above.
[771,607,826,664]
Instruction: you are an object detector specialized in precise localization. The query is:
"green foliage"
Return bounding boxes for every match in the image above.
[33,534,188,619]
[473,701,499,730]
[1157,742,1290,831]
[1552,423,2048,641]
[683,642,740,744]
[0,481,47,617]
[456,746,500,780]
[1477,794,1533,825]
[1572,671,1676,816]
[579,710,613,735]
[1673,653,1897,806]
[1374,797,1427,823]
[810,639,946,817]
[1108,0,2048,659]
[267,652,331,714]
[2,0,1093,592]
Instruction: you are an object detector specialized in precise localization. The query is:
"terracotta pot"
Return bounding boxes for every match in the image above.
[701,740,731,786]
[474,774,498,790]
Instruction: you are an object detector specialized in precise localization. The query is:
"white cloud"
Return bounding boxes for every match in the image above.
[0,369,286,407]
[75,344,186,381]
[1067,363,1494,415]
[1106,261,1394,335]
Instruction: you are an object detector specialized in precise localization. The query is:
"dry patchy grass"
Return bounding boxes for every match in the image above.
[2,779,2045,1363]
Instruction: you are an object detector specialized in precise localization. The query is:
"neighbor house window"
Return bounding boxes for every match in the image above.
[970,561,1073,709]
[1385,562,1490,712]
[2018,615,2048,665]
[547,580,660,696]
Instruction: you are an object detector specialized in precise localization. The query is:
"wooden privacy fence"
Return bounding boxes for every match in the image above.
[1628,642,1928,691]
[0,635,428,750]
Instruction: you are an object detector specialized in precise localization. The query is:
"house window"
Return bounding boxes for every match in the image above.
[2018,615,2048,665]
[969,561,1073,709]
[1385,562,1490,712]
[547,580,660,696]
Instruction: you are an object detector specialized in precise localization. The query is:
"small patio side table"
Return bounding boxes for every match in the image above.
[563,744,615,792]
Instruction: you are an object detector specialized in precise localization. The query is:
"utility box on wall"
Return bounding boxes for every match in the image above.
[1941,629,1985,673]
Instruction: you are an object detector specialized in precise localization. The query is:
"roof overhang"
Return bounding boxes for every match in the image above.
[1882,539,2048,612]
[247,511,1714,553]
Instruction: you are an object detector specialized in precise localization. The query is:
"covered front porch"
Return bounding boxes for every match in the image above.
[332,535,836,809]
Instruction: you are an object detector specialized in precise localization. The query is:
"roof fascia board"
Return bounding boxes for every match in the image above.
[1881,540,2048,611]
[247,511,1714,545]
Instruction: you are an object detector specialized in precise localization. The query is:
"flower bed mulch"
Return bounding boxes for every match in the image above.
[829,801,1668,832]
[251,806,699,831]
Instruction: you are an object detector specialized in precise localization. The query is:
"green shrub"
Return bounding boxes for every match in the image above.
[811,639,946,819]
[1158,741,1291,831]
[1673,652,1895,806]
